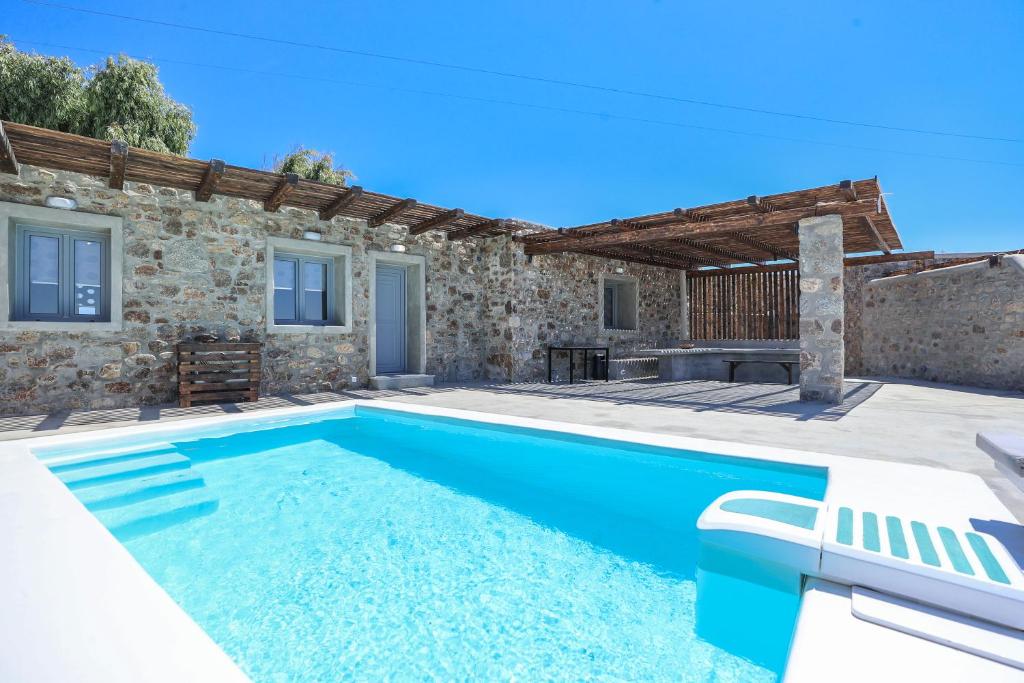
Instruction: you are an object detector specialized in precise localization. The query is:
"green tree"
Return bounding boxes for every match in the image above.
[0,37,195,155]
[274,147,353,186]
[0,37,86,133]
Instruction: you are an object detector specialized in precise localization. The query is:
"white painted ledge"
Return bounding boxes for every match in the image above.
[0,447,249,683]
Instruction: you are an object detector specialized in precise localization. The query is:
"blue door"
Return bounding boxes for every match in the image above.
[375,265,407,374]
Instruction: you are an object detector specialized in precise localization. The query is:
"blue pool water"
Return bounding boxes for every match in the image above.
[39,407,827,681]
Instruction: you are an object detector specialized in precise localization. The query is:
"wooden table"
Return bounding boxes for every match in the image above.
[547,346,610,383]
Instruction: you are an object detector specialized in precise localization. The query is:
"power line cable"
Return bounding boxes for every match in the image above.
[20,0,1024,144]
[11,37,1024,169]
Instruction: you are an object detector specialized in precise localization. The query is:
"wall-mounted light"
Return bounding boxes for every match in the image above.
[614,266,625,274]
[302,230,323,241]
[45,196,78,210]
[388,244,407,253]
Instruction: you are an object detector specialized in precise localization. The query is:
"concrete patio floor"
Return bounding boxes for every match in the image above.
[1,376,1021,520]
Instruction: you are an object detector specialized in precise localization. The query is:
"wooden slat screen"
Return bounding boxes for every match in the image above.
[687,269,799,340]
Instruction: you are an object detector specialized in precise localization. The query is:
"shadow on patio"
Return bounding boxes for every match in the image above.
[0,378,883,439]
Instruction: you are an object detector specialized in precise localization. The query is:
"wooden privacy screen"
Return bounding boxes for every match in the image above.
[687,269,800,340]
[177,343,262,407]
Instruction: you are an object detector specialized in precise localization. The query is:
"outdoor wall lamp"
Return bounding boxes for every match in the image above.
[388,244,407,253]
[45,196,78,210]
[302,230,323,241]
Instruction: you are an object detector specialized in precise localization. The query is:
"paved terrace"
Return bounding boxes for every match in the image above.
[1,377,1021,520]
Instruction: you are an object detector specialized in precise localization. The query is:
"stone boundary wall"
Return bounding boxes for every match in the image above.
[0,166,681,416]
[858,256,1024,391]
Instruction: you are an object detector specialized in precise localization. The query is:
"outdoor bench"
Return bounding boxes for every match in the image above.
[723,359,799,384]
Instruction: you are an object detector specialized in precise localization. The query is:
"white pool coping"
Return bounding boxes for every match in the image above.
[2,398,1022,682]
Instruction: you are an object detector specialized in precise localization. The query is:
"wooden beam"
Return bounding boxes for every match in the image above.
[575,247,693,270]
[729,232,798,261]
[861,215,891,254]
[368,198,417,228]
[264,173,299,212]
[195,159,225,202]
[447,218,507,241]
[524,202,880,255]
[746,195,777,213]
[319,185,363,220]
[668,237,766,266]
[108,140,128,190]
[685,251,936,277]
[408,208,464,235]
[0,121,18,175]
[839,179,858,202]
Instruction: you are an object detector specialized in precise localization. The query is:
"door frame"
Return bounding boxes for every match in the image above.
[367,250,426,377]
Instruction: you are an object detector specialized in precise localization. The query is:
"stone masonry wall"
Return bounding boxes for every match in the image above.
[481,232,681,382]
[0,165,681,415]
[858,256,1024,391]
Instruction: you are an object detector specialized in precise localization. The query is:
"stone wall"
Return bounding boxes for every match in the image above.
[858,256,1024,390]
[0,165,681,415]
[481,233,681,382]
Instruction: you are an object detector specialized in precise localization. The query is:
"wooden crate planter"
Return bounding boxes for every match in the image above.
[177,343,262,408]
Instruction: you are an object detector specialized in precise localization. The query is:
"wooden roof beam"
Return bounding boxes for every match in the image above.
[861,215,891,254]
[839,179,858,202]
[669,237,766,266]
[447,218,507,241]
[685,250,936,277]
[0,121,18,175]
[368,198,417,227]
[108,140,128,190]
[319,185,363,220]
[746,195,777,213]
[195,159,225,202]
[729,232,798,261]
[409,208,464,235]
[576,247,694,270]
[524,202,880,255]
[264,173,299,212]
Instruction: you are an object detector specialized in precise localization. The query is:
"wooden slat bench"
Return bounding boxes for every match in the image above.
[177,342,262,408]
[723,359,800,385]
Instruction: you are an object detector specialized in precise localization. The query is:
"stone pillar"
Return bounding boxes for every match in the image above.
[798,214,845,403]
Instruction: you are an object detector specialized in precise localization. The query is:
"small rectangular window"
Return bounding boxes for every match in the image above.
[602,277,638,331]
[273,254,335,325]
[13,224,110,322]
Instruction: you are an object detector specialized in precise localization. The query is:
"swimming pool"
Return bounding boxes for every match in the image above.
[36,405,828,681]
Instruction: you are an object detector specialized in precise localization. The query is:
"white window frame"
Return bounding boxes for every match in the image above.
[265,236,352,335]
[0,201,123,332]
[599,272,639,333]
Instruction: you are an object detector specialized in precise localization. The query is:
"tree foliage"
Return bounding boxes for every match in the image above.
[274,147,353,186]
[0,37,195,155]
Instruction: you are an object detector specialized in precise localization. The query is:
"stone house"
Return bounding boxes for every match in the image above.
[0,126,682,416]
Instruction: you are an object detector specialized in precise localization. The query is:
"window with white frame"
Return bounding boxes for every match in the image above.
[12,223,110,323]
[273,254,335,325]
[601,275,638,331]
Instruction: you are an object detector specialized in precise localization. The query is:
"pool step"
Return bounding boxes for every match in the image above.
[75,470,207,511]
[94,488,219,541]
[698,491,1024,631]
[47,443,180,473]
[56,452,191,490]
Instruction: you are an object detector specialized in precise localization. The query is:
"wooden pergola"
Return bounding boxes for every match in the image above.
[519,178,917,272]
[0,121,514,241]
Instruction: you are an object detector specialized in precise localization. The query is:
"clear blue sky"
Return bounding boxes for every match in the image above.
[6,1,1023,252]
